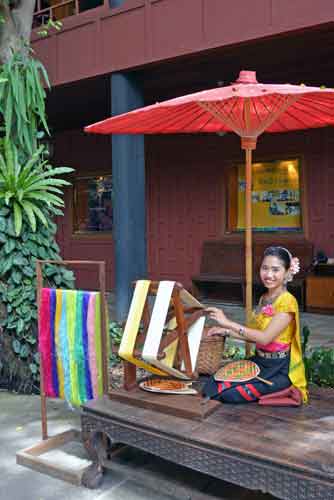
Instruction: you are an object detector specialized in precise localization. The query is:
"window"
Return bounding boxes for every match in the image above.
[33,0,104,27]
[227,158,302,232]
[73,175,113,233]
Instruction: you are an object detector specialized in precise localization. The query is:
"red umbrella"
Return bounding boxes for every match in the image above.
[85,70,334,339]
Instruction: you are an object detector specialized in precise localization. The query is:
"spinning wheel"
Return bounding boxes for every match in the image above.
[118,280,206,388]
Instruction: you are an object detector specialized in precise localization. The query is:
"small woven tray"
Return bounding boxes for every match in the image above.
[214,360,260,382]
[139,379,197,394]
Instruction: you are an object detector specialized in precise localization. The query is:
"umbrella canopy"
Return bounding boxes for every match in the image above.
[85,71,334,137]
[85,71,334,347]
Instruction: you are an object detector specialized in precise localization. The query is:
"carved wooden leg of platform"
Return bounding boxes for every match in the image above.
[81,418,108,489]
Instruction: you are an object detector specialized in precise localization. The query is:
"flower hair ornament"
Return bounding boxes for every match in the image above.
[279,247,300,282]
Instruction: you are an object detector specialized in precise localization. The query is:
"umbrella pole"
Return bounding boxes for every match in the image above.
[242,138,256,357]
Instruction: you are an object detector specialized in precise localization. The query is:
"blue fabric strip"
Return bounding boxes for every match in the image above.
[82,292,93,400]
[60,291,71,402]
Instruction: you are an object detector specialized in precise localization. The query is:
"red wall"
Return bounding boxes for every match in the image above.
[32,0,334,87]
[54,127,334,291]
[146,129,334,287]
[53,129,115,290]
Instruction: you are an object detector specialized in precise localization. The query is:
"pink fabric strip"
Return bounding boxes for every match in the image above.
[87,293,98,399]
[256,341,290,353]
[39,288,56,397]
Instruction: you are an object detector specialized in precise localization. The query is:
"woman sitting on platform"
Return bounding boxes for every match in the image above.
[203,246,308,404]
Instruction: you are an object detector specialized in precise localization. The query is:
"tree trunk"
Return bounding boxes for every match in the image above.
[0,0,38,393]
[0,0,35,63]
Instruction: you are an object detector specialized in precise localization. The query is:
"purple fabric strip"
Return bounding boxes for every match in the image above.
[50,289,59,397]
[82,292,93,400]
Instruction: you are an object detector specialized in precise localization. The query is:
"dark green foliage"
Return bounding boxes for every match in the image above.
[0,47,74,392]
[0,51,50,156]
[0,209,74,392]
[304,348,334,388]
[109,321,123,367]
[302,325,334,388]
[0,140,73,235]
[301,325,311,356]
[222,344,246,361]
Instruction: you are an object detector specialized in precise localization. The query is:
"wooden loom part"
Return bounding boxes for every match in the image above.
[122,281,206,389]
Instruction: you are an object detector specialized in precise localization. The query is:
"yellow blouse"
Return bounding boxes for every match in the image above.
[251,291,308,403]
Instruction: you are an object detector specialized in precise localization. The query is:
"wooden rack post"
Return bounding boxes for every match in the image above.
[36,259,109,440]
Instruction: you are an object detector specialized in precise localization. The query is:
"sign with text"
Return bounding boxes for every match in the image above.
[237,159,301,231]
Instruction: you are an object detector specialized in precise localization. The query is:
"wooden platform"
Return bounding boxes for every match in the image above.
[81,387,334,499]
[110,387,220,421]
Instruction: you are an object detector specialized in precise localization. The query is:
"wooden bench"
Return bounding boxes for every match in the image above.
[192,239,314,310]
[81,387,334,499]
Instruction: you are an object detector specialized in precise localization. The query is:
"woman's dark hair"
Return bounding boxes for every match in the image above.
[263,246,291,270]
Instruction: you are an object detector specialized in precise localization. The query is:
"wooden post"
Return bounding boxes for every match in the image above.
[241,138,257,357]
[173,290,193,378]
[123,361,137,391]
[36,260,48,440]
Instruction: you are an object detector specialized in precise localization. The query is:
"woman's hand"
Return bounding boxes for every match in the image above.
[205,307,231,328]
[206,326,227,337]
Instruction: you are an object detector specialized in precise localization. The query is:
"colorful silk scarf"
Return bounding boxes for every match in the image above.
[38,288,107,406]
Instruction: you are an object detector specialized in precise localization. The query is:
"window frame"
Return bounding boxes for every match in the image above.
[72,172,113,236]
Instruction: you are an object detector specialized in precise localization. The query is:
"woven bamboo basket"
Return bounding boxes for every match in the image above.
[196,328,225,375]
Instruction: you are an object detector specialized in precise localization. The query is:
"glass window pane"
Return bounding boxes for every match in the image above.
[73,175,113,233]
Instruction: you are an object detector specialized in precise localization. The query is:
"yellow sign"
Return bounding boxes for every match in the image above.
[237,159,301,230]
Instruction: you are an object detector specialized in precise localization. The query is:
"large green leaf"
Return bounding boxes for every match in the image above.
[1,254,14,274]
[4,238,15,254]
[30,204,47,226]
[13,254,28,266]
[13,201,22,235]
[22,266,34,278]
[12,339,21,354]
[12,270,22,284]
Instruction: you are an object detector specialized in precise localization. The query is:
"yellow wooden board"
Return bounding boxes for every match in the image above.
[118,280,167,375]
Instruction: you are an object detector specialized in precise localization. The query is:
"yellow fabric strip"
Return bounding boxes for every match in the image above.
[94,293,104,397]
[118,280,166,375]
[55,289,64,399]
[288,303,308,403]
[253,291,308,403]
[66,290,80,406]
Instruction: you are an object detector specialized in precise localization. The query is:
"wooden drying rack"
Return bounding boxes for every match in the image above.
[36,259,109,440]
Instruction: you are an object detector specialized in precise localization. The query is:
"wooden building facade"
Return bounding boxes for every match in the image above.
[33,1,334,317]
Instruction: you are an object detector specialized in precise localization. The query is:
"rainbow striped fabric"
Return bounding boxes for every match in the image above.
[38,288,107,406]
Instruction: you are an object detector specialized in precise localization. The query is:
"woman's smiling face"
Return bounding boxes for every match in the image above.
[260,255,289,291]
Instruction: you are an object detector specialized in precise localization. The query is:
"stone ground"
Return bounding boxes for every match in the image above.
[4,303,333,500]
[4,391,273,500]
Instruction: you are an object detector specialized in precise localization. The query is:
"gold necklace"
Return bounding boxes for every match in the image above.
[261,287,286,306]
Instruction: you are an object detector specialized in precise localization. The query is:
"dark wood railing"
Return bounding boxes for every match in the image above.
[33,0,105,27]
